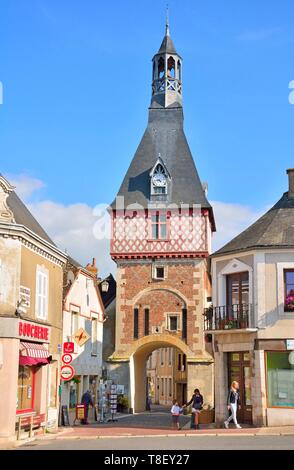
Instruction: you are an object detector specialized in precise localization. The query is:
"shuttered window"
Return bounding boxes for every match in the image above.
[182,308,187,340]
[36,269,48,320]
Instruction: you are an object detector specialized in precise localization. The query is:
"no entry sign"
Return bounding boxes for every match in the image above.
[60,365,75,381]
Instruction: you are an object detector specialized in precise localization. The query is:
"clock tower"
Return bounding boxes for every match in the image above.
[108,19,216,413]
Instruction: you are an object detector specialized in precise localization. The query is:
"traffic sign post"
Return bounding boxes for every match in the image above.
[63,342,74,354]
[61,353,73,364]
[60,364,75,381]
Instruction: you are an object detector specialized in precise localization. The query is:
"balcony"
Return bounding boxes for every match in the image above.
[204,304,255,331]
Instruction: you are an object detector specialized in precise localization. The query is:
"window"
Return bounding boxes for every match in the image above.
[151,213,167,240]
[284,270,294,312]
[167,56,175,78]
[169,378,172,397]
[133,308,139,339]
[178,354,182,371]
[144,308,149,336]
[183,354,187,371]
[158,57,164,79]
[160,349,164,366]
[17,365,35,412]
[91,318,98,355]
[35,268,48,320]
[226,272,249,306]
[182,308,187,340]
[266,352,294,408]
[167,314,179,332]
[161,378,164,396]
[168,348,172,365]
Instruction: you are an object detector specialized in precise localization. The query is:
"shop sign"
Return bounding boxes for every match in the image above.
[62,353,73,364]
[73,328,90,347]
[60,365,75,381]
[19,320,50,343]
[63,342,74,353]
[286,339,294,350]
[19,286,31,308]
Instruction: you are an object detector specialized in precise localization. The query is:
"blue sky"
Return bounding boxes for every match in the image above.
[1,0,294,274]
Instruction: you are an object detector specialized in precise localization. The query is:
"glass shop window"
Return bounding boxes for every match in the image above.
[266,352,294,408]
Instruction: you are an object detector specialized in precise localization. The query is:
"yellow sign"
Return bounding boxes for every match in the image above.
[73,328,90,347]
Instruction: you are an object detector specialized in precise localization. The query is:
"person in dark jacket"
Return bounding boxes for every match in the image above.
[224,381,242,429]
[81,390,94,424]
[183,388,203,429]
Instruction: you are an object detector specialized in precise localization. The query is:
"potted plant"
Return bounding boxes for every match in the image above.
[199,404,215,424]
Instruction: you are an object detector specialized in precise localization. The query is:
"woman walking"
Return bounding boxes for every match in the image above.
[224,381,242,429]
[183,388,203,429]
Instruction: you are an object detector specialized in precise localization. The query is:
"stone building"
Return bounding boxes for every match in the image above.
[208,169,294,426]
[146,347,187,405]
[107,21,215,413]
[0,175,67,443]
[61,257,105,409]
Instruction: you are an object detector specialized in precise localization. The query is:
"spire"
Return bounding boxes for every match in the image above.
[165,4,170,36]
[158,13,177,55]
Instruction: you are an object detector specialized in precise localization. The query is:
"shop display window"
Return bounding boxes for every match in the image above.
[266,352,294,407]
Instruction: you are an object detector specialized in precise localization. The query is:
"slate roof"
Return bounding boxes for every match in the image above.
[6,190,55,245]
[213,192,294,257]
[157,31,177,55]
[98,274,116,308]
[112,107,214,223]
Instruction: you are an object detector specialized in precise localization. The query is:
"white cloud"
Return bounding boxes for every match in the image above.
[6,174,45,200]
[27,200,115,278]
[211,200,265,252]
[6,173,267,276]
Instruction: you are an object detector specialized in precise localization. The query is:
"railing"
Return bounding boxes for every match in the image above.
[204,304,255,331]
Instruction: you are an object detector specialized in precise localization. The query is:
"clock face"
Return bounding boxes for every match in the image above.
[152,173,167,187]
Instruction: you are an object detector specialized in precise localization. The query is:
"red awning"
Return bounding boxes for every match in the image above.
[19,342,51,366]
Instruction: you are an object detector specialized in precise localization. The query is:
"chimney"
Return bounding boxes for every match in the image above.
[287,169,294,199]
[85,257,98,278]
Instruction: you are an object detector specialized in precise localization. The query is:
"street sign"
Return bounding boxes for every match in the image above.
[63,342,74,353]
[62,353,73,364]
[73,328,90,347]
[60,365,75,381]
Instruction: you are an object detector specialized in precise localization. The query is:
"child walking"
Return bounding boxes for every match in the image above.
[171,399,182,430]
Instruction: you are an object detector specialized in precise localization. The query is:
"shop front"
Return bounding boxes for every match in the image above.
[0,318,55,442]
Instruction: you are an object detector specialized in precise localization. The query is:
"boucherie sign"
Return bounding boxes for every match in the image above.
[19,320,50,343]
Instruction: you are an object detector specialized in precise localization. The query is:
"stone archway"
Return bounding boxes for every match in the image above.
[129,334,193,413]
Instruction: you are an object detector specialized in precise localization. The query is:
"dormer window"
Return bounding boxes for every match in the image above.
[150,156,171,197]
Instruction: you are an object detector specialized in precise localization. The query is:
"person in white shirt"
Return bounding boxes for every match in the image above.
[171,399,182,430]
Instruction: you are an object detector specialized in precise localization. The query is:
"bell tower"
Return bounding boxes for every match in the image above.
[108,19,216,413]
[151,16,182,108]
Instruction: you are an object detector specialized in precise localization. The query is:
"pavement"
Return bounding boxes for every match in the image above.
[2,406,294,450]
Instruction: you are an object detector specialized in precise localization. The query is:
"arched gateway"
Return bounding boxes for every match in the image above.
[107,20,216,413]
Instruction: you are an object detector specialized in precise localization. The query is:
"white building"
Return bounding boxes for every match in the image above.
[208,169,294,427]
[61,258,105,409]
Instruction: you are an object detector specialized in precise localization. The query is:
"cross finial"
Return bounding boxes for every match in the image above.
[166,4,170,36]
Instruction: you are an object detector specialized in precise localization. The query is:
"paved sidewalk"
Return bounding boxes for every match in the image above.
[40,420,294,441]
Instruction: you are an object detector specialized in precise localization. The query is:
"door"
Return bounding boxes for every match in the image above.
[228,352,252,424]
